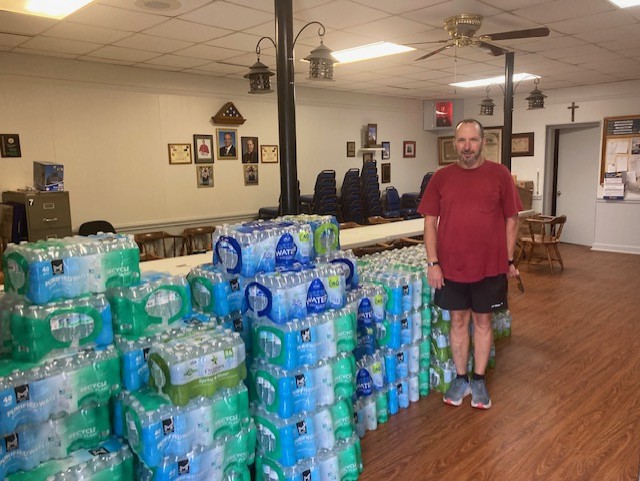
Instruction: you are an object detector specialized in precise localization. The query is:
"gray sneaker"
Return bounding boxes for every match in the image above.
[443,376,471,406]
[470,378,492,409]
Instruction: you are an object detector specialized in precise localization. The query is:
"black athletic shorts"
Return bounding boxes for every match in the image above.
[433,274,508,314]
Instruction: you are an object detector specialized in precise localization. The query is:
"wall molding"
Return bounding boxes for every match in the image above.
[591,243,640,255]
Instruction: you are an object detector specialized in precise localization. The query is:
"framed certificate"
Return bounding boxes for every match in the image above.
[261,145,278,163]
[168,143,192,164]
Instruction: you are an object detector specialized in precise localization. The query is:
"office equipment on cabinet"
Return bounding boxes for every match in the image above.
[1,190,72,241]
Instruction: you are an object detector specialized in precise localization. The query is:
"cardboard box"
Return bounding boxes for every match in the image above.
[517,180,534,191]
[517,186,533,210]
[34,161,64,191]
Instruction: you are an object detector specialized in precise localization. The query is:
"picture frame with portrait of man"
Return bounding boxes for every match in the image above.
[216,128,238,160]
[193,134,214,163]
[241,136,259,164]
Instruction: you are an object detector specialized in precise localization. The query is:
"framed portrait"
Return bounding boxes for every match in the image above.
[243,165,259,186]
[216,128,238,160]
[381,163,391,184]
[483,126,503,164]
[363,152,374,162]
[381,141,390,160]
[511,132,534,157]
[193,134,213,163]
[437,136,457,165]
[168,143,192,164]
[365,123,378,147]
[403,141,416,158]
[435,101,453,127]
[196,165,213,188]
[346,141,356,157]
[241,136,259,164]
[261,145,278,163]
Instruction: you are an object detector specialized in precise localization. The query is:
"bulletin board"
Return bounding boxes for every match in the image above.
[600,114,640,183]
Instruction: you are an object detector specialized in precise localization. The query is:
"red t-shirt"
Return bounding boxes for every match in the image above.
[417,160,522,283]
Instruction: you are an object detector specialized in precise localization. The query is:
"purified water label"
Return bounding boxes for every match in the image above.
[357,298,373,326]
[275,233,297,267]
[307,278,327,313]
[356,368,373,397]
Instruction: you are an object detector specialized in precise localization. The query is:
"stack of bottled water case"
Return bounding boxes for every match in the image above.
[0,233,144,479]
[224,216,362,481]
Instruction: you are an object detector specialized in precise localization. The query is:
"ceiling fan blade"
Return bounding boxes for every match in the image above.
[483,27,550,41]
[477,40,510,56]
[414,43,453,61]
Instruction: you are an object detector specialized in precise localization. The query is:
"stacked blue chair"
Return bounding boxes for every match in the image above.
[401,172,434,210]
[361,161,383,221]
[383,187,421,220]
[340,168,365,224]
[303,170,339,216]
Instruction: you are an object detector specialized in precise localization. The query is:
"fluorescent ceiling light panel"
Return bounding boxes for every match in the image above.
[332,42,415,64]
[608,0,640,7]
[0,0,95,19]
[451,73,539,88]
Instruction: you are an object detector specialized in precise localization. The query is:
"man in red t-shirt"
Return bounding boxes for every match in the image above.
[418,119,522,409]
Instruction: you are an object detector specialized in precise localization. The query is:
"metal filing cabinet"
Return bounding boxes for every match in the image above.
[1,190,72,242]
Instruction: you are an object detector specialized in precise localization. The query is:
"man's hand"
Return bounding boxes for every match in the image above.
[427,264,445,290]
[507,263,519,279]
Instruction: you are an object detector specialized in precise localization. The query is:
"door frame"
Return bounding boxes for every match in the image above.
[543,122,601,215]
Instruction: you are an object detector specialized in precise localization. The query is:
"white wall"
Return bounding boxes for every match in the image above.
[462,79,640,254]
[0,53,437,232]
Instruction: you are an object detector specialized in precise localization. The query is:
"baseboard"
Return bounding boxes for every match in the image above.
[591,243,640,255]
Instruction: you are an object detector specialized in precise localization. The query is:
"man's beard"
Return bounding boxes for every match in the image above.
[458,148,482,167]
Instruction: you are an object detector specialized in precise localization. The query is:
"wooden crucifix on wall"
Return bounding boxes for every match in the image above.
[568,102,579,122]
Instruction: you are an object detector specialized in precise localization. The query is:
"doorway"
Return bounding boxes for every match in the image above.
[544,122,600,246]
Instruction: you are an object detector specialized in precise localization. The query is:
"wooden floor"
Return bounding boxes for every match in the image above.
[359,244,640,481]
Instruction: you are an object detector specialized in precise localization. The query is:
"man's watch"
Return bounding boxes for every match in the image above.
[426,261,440,267]
[508,259,514,265]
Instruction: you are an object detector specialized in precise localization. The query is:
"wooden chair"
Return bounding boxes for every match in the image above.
[181,226,215,255]
[134,231,168,261]
[339,222,362,230]
[367,215,402,224]
[515,215,567,273]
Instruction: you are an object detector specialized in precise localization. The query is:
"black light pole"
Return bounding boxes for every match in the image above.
[502,51,515,171]
[275,0,299,214]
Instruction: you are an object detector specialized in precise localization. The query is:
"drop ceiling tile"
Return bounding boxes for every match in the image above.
[479,12,545,33]
[78,56,135,66]
[547,10,635,35]
[173,44,244,61]
[598,36,640,51]
[481,0,549,10]
[0,46,11,51]
[0,11,57,36]
[142,19,232,42]
[578,58,640,75]
[543,43,612,60]
[98,0,211,16]
[350,0,443,15]
[0,32,30,48]
[179,2,274,30]
[512,0,615,24]
[546,69,618,83]
[574,23,640,43]
[19,36,102,55]
[191,61,249,74]
[86,45,161,62]
[205,32,263,51]
[113,33,194,53]
[514,35,586,53]
[295,0,389,30]
[66,3,168,31]
[403,68,456,81]
[347,15,431,40]
[143,54,211,68]
[136,63,183,72]
[404,2,502,28]
[44,22,132,44]
[567,52,624,65]
[222,51,275,67]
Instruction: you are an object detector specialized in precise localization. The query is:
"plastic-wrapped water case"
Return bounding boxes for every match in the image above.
[147,327,246,406]
[212,221,313,277]
[355,352,386,399]
[2,234,140,305]
[248,353,356,420]
[255,434,362,481]
[319,249,359,291]
[0,346,120,435]
[0,404,112,478]
[187,264,242,317]
[123,384,250,467]
[135,422,256,481]
[244,263,346,324]
[107,272,192,339]
[253,398,353,468]
[5,437,133,481]
[251,306,356,371]
[9,294,114,362]
[277,214,341,257]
